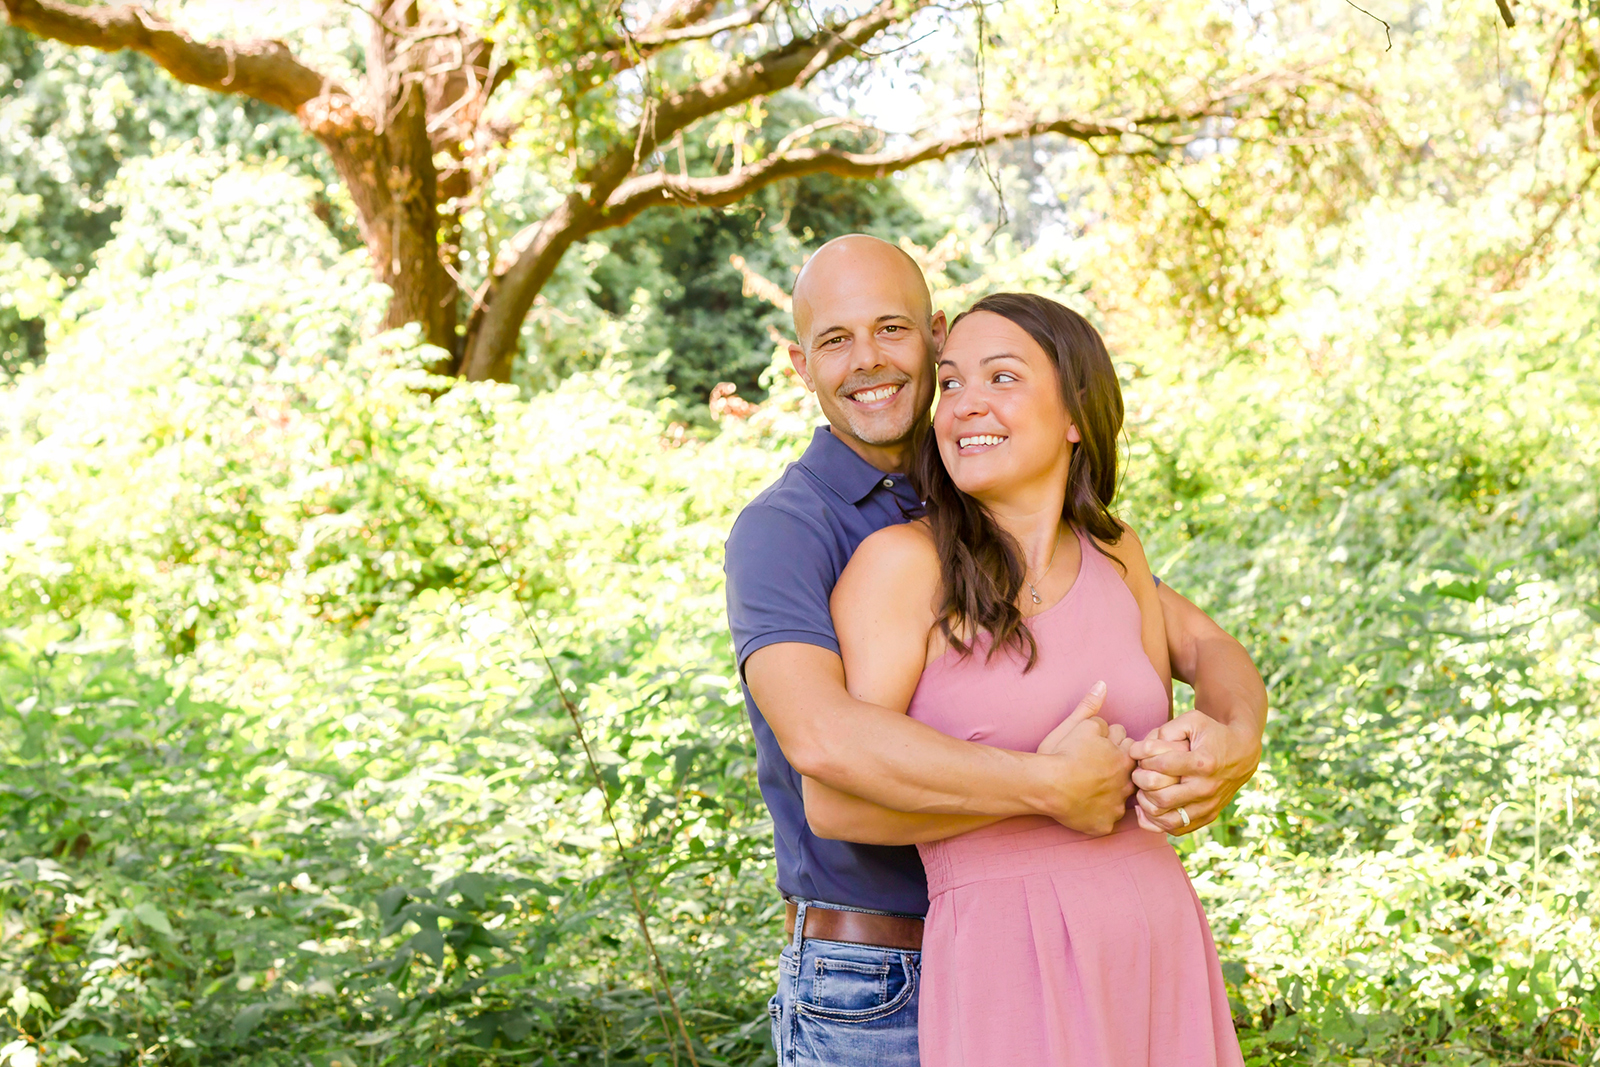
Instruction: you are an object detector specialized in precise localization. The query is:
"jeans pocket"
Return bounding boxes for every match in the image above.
[796,949,917,1023]
[767,992,784,1059]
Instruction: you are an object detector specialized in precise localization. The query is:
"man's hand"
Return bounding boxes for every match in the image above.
[1127,734,1185,833]
[1127,711,1262,835]
[1033,682,1136,836]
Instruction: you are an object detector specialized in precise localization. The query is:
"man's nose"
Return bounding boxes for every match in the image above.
[848,332,888,371]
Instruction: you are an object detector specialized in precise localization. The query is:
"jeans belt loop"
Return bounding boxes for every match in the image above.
[789,898,809,954]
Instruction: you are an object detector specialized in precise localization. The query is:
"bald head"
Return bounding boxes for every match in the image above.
[792,234,933,349]
[785,234,945,471]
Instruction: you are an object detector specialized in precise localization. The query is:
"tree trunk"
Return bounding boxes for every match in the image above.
[458,195,597,382]
[303,1,458,355]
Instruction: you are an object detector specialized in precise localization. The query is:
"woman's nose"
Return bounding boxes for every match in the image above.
[954,388,988,418]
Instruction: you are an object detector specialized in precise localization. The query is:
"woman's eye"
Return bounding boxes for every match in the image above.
[939,379,960,390]
[993,372,1018,383]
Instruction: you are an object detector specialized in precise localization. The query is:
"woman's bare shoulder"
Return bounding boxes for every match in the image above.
[1092,517,1155,582]
[834,519,940,605]
[858,517,937,559]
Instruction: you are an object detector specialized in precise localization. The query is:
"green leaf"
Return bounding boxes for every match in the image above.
[376,886,408,920]
[448,871,491,908]
[71,1036,129,1055]
[233,1004,267,1039]
[410,926,445,966]
[133,901,174,936]
[500,1011,534,1042]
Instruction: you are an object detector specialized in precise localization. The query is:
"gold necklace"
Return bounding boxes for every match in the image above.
[1025,529,1063,605]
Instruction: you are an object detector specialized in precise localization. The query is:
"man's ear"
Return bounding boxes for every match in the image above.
[930,310,948,352]
[787,343,816,392]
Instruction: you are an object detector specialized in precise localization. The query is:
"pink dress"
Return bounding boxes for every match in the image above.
[910,529,1243,1067]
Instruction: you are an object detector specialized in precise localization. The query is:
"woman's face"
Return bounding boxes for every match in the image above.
[934,311,1080,503]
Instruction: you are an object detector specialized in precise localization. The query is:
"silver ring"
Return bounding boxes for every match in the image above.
[1177,806,1191,827]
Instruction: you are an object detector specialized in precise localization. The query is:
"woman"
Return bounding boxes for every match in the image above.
[802,293,1242,1065]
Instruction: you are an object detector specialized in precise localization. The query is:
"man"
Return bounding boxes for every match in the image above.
[724,235,1266,1065]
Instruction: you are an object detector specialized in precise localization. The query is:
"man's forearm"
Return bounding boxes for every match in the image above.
[1189,631,1267,742]
[802,775,1008,844]
[1159,583,1267,742]
[746,643,1136,826]
[748,643,1059,818]
[788,692,1056,817]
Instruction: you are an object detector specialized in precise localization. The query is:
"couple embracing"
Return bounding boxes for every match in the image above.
[724,235,1265,1066]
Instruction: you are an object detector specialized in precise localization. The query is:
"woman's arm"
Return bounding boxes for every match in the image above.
[802,522,1008,845]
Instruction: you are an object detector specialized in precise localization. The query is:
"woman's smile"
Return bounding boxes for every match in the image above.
[955,432,1008,455]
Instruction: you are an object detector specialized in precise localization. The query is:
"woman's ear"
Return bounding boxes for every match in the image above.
[1066,421,1082,444]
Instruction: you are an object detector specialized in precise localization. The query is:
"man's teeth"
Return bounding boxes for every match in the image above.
[959,434,1006,449]
[850,385,901,403]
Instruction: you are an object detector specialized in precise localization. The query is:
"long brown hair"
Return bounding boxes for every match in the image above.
[910,292,1125,670]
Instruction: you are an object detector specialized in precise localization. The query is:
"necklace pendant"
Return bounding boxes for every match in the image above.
[1029,587,1042,605]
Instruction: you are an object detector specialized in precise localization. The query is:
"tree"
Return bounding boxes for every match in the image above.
[0,0,1319,383]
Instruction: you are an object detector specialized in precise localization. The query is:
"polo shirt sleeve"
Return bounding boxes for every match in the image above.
[725,503,841,671]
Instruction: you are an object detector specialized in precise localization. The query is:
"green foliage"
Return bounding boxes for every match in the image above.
[0,27,342,377]
[3,1,1600,1060]
[2,141,1597,1064]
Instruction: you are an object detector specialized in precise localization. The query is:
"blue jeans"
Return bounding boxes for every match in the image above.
[767,900,922,1067]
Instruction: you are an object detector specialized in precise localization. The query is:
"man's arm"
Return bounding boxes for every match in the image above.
[1128,583,1267,834]
[747,642,1129,827]
[730,505,1132,835]
[798,683,1123,844]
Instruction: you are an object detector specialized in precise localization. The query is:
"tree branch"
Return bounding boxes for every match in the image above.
[459,0,931,381]
[580,0,932,192]
[545,0,724,87]
[594,112,1192,229]
[630,0,781,47]
[0,0,339,113]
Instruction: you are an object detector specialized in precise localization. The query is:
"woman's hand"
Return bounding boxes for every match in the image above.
[1035,682,1136,836]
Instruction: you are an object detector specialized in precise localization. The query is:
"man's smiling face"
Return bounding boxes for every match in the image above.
[788,236,944,469]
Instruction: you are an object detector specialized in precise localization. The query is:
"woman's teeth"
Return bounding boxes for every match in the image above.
[959,434,1006,449]
[850,384,901,403]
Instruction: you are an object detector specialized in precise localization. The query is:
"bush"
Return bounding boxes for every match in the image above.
[1,157,1596,1065]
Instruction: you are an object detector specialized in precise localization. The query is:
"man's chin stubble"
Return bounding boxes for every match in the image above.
[842,410,918,448]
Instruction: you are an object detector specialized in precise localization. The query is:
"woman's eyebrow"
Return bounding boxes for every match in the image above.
[937,352,1023,369]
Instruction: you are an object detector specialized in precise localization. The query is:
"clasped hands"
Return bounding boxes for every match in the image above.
[1032,681,1259,837]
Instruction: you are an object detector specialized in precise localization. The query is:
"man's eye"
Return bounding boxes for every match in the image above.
[823,336,845,346]
[883,325,902,333]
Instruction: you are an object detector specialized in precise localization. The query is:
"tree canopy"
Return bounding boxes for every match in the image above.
[3,0,1405,386]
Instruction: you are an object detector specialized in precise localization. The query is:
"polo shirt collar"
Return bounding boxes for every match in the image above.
[797,426,898,505]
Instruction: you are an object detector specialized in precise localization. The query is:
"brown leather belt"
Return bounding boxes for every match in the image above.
[784,901,923,951]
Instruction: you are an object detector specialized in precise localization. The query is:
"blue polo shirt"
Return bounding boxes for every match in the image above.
[724,426,929,916]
